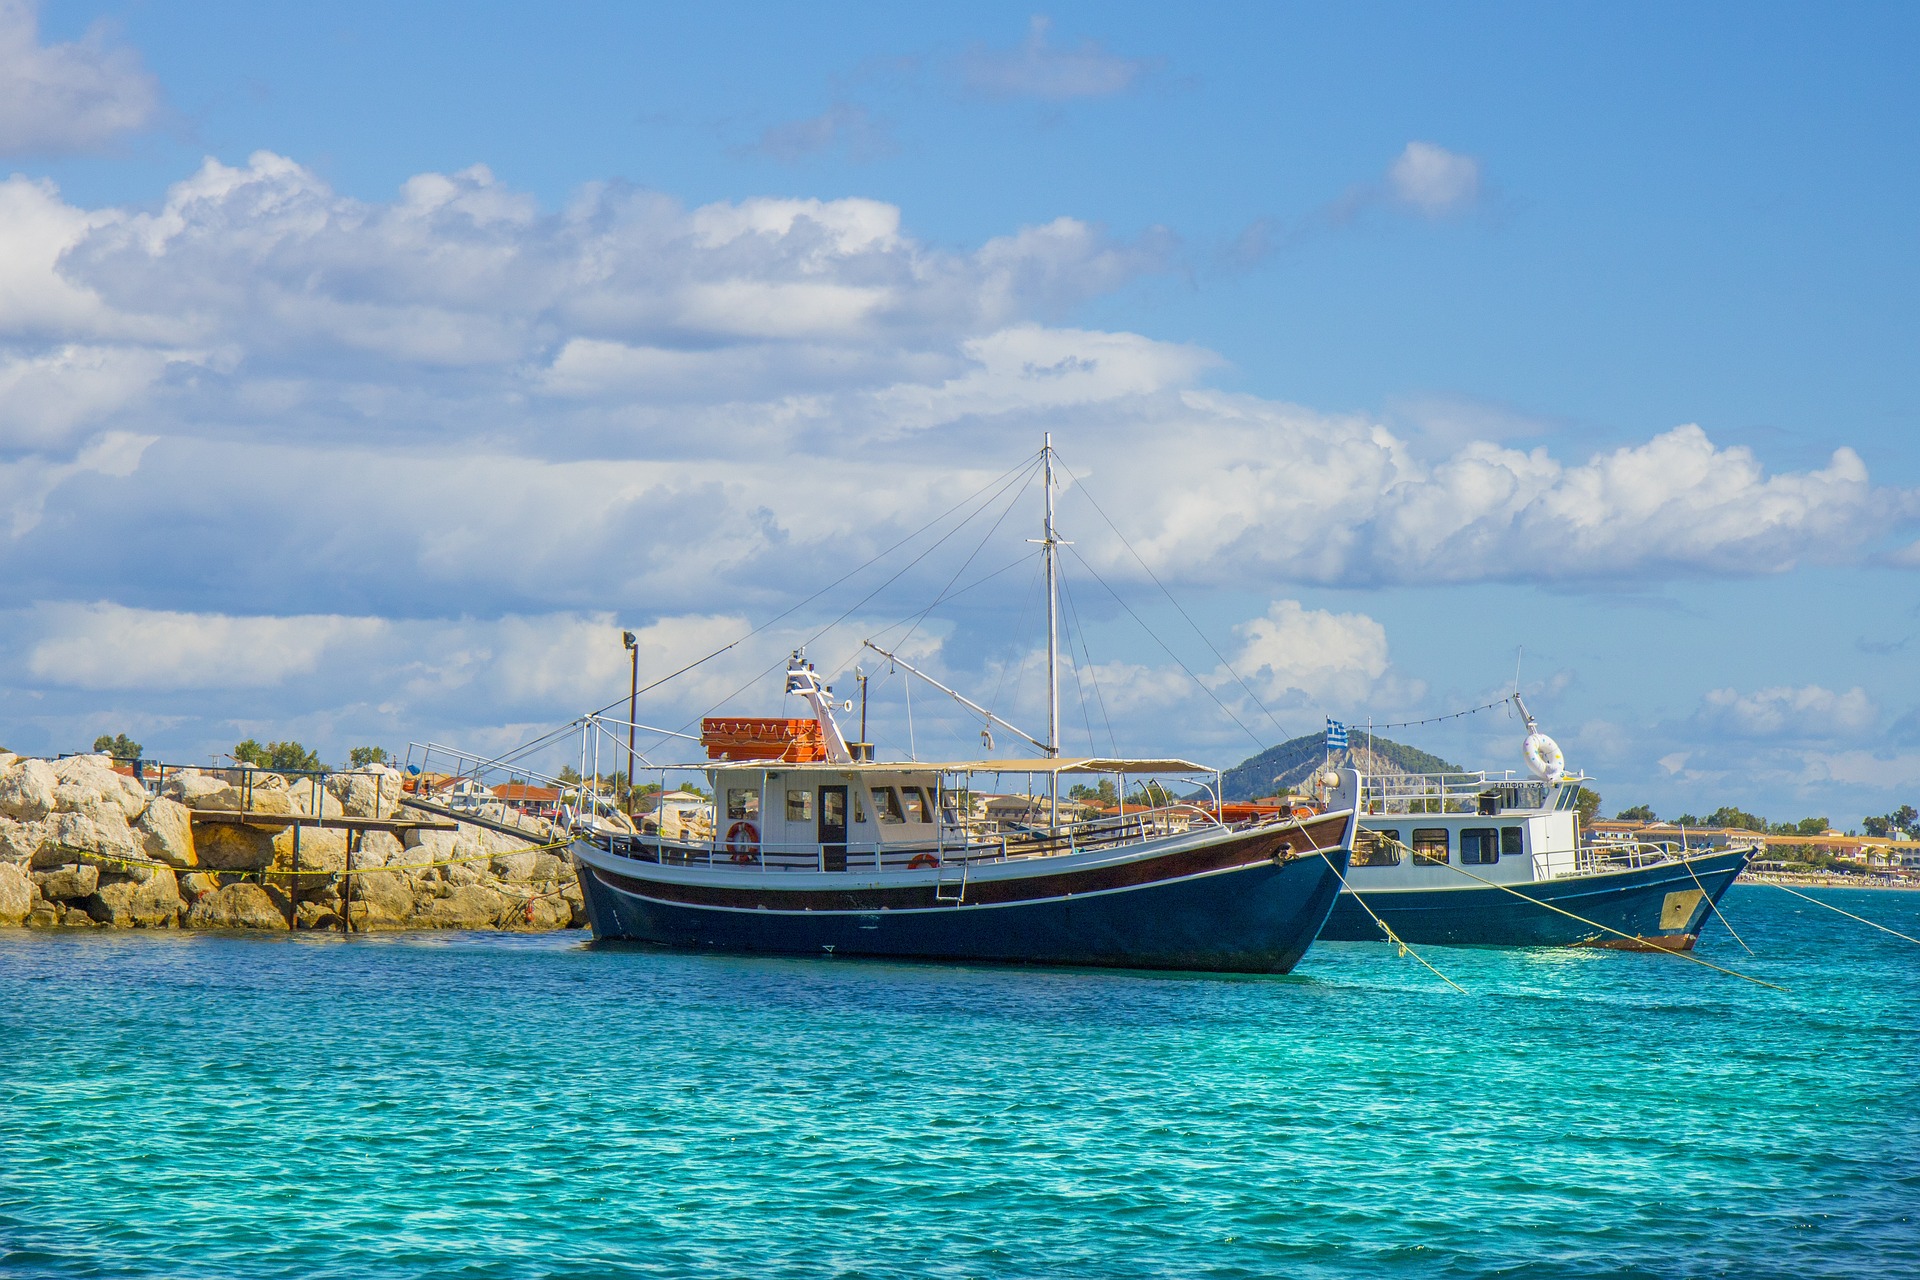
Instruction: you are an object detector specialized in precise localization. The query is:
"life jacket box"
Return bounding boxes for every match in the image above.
[701,717,827,762]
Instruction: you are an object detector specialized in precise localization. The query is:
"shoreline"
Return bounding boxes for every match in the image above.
[1738,872,1920,893]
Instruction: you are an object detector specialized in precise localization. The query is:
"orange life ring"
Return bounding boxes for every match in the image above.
[726,821,760,863]
[907,852,940,870]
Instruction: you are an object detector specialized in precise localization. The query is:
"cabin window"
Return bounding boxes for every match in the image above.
[1501,826,1525,857]
[1461,827,1499,864]
[726,788,759,821]
[1412,828,1450,864]
[1354,828,1403,867]
[901,787,929,823]
[871,786,906,824]
[786,790,812,821]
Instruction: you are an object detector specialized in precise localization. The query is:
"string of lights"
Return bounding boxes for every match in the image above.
[1363,696,1515,732]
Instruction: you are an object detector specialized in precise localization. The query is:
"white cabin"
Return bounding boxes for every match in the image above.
[1328,768,1592,887]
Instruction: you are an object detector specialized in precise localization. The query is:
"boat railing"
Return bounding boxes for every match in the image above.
[592,801,1235,871]
[1564,837,1686,876]
[1361,771,1556,815]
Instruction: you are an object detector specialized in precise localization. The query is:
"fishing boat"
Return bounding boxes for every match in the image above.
[567,439,1356,972]
[1318,698,1756,949]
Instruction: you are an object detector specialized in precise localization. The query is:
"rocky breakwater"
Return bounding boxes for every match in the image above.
[0,754,585,933]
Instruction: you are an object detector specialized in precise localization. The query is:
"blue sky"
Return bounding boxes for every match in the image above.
[3,0,1918,824]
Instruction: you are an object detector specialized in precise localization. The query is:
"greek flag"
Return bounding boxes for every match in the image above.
[1326,718,1349,750]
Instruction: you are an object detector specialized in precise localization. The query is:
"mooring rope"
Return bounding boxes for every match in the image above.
[1763,881,1920,949]
[1674,832,1755,956]
[1327,862,1469,995]
[1370,833,1785,992]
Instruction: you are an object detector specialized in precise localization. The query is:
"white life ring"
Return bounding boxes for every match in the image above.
[1523,731,1565,783]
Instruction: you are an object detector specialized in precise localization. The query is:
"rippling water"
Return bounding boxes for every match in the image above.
[3,885,1917,1279]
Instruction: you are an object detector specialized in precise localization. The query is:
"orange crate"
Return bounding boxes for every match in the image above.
[701,717,827,763]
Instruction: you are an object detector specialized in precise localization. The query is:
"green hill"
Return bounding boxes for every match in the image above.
[1220,732,1463,802]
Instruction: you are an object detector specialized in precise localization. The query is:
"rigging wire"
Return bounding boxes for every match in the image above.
[1056,563,1099,756]
[1064,543,1267,753]
[1052,454,1291,744]
[1059,567,1117,756]
[888,462,1042,661]
[633,452,1047,761]
[987,554,1048,736]
[586,449,1044,722]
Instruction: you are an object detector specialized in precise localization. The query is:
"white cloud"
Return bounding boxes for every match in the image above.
[0,344,192,447]
[0,0,158,155]
[1696,684,1877,740]
[0,150,1908,669]
[0,430,152,537]
[1387,141,1481,215]
[960,16,1153,101]
[27,602,386,690]
[1230,600,1393,707]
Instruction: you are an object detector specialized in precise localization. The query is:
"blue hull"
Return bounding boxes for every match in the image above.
[577,848,1350,974]
[1319,848,1751,948]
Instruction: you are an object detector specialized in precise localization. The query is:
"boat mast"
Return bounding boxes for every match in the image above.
[1043,434,1060,763]
[1042,434,1061,831]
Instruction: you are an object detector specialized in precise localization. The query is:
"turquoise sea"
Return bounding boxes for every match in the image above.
[3,884,1916,1279]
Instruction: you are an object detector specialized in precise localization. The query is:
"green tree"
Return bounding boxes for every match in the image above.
[1704,805,1767,833]
[1574,787,1602,825]
[92,732,142,760]
[1864,815,1891,837]
[1673,813,1702,828]
[1126,782,1177,808]
[557,766,583,784]
[233,739,325,772]
[347,746,391,767]
[1893,804,1919,835]
[1616,803,1656,822]
[1068,779,1118,806]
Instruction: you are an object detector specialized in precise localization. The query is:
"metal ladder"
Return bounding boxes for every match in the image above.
[934,856,969,903]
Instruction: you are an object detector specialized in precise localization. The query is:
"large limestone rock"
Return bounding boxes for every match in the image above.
[0,862,30,925]
[285,781,345,819]
[356,830,405,868]
[270,825,347,875]
[327,767,405,820]
[87,869,183,927]
[193,823,277,871]
[178,871,223,903]
[420,883,509,929]
[35,809,142,869]
[490,849,567,883]
[135,798,197,868]
[346,869,418,929]
[34,864,99,900]
[165,769,296,816]
[0,759,58,822]
[186,882,287,930]
[51,755,148,822]
[0,817,51,866]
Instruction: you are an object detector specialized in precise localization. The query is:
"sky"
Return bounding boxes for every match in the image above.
[2,0,1918,825]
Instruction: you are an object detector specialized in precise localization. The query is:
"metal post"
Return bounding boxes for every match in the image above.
[624,630,639,814]
[289,823,300,930]
[341,829,354,934]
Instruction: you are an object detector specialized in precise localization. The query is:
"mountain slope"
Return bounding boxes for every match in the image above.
[1220,732,1463,802]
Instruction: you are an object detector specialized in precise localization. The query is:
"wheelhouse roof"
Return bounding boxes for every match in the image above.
[698,756,1214,776]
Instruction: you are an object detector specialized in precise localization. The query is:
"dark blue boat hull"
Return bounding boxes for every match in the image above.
[577,848,1350,974]
[1319,847,1751,948]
